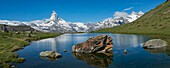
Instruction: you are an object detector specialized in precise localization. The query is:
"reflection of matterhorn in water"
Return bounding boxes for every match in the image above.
[35,38,59,52]
[50,38,57,51]
[34,34,149,53]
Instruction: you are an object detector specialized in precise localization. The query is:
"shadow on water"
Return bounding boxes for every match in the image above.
[72,52,113,68]
[144,47,167,54]
[40,56,62,61]
[144,46,170,56]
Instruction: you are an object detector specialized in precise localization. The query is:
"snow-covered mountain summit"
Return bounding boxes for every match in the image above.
[90,11,144,30]
[50,11,58,22]
[30,11,72,32]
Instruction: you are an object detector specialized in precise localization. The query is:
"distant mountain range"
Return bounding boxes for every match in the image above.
[93,0,170,35]
[0,11,144,33]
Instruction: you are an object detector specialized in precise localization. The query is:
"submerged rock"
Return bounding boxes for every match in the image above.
[11,65,15,68]
[64,50,67,52]
[11,46,24,52]
[39,51,62,58]
[143,39,168,48]
[72,35,113,53]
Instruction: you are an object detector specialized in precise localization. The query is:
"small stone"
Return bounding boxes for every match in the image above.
[11,65,15,68]
[40,51,56,58]
[124,49,127,54]
[55,53,62,58]
[40,51,62,59]
[64,50,67,52]
[16,58,25,63]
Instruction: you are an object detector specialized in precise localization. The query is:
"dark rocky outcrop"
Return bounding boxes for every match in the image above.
[72,53,113,67]
[72,35,113,53]
[143,39,168,48]
[0,24,36,32]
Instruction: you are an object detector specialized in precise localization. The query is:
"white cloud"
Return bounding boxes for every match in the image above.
[123,7,133,11]
[113,11,129,18]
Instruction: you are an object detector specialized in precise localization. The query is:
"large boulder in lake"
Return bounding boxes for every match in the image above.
[72,35,113,53]
[143,39,168,48]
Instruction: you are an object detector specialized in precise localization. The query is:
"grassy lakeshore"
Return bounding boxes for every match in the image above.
[0,30,61,68]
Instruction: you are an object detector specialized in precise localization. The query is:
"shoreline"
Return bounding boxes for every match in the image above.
[12,34,62,52]
[1,31,170,68]
[91,30,170,36]
[0,31,61,68]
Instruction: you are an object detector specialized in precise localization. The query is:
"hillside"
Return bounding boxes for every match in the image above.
[93,1,170,35]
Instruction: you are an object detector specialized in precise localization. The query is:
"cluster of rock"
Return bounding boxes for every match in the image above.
[72,35,113,53]
[39,51,62,58]
[143,39,168,48]
[38,35,169,63]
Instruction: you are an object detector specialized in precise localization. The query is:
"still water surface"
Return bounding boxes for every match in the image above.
[16,33,170,68]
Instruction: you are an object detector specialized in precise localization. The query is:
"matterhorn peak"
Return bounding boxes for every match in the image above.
[50,11,58,21]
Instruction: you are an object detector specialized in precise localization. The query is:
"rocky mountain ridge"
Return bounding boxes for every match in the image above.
[0,11,144,33]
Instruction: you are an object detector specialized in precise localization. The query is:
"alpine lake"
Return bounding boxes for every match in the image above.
[13,33,170,68]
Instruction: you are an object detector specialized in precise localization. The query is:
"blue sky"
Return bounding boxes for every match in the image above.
[0,0,166,23]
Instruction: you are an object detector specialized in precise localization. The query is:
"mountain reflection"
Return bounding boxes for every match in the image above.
[72,53,113,67]
[112,34,148,48]
[33,34,150,52]
[35,38,58,52]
